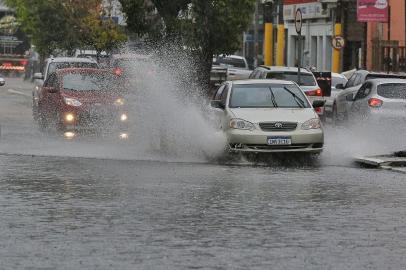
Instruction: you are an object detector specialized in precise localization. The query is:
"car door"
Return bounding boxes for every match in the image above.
[349,82,373,119]
[210,84,226,129]
[39,73,58,114]
[337,73,362,114]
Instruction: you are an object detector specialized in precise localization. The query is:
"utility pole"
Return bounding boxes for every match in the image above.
[254,0,259,68]
[276,0,285,66]
[263,0,274,66]
[332,0,342,73]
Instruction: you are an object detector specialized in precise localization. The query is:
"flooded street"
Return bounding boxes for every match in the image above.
[1,78,406,269]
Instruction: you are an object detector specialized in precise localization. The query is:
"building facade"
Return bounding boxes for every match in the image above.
[366,0,406,72]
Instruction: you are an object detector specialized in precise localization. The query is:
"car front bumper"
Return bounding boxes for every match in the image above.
[226,128,324,153]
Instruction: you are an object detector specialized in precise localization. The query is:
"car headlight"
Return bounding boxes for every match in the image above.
[64,97,82,107]
[229,118,255,131]
[114,98,125,106]
[120,113,128,122]
[301,118,321,130]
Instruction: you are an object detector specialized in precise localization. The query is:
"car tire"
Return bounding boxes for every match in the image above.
[332,103,338,126]
[32,98,38,121]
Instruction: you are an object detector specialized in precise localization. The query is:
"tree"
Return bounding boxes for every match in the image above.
[6,0,126,58]
[119,0,255,89]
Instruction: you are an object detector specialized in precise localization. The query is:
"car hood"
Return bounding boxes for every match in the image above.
[61,90,121,104]
[229,108,318,123]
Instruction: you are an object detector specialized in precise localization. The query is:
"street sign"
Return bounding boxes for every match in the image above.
[295,9,302,34]
[332,35,345,50]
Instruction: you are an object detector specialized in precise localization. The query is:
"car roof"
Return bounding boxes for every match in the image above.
[216,54,246,60]
[46,57,97,63]
[332,72,346,78]
[356,69,406,77]
[366,78,406,84]
[258,65,312,74]
[230,79,296,85]
[110,53,152,60]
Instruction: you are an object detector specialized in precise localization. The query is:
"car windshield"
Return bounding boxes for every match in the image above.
[62,72,118,91]
[332,76,347,87]
[265,72,316,86]
[213,57,246,68]
[48,62,98,75]
[377,83,406,99]
[229,84,310,108]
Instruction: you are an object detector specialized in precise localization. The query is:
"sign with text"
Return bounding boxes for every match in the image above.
[357,0,388,22]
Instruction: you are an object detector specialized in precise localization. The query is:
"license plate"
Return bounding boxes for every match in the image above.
[267,136,292,145]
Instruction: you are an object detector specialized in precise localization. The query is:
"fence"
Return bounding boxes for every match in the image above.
[372,40,406,73]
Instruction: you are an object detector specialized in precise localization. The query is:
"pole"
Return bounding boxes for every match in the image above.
[276,0,285,66]
[263,2,273,66]
[298,34,301,85]
[332,0,342,73]
[254,0,259,67]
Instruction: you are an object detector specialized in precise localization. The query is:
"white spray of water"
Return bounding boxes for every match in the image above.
[120,47,227,162]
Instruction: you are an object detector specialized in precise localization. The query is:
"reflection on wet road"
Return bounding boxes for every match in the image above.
[1,154,406,269]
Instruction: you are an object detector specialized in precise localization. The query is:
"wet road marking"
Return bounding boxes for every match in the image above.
[7,88,31,97]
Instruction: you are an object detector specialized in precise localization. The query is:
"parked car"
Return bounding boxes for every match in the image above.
[348,78,406,122]
[36,68,129,139]
[249,66,325,116]
[32,57,99,121]
[212,55,252,81]
[332,70,406,123]
[210,79,324,154]
[108,53,153,77]
[323,72,348,123]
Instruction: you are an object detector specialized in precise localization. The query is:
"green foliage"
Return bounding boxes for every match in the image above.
[119,0,255,86]
[5,0,126,57]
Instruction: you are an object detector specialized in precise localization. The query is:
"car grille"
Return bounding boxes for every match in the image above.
[259,122,298,131]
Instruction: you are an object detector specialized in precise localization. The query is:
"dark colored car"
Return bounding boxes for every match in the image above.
[37,68,129,139]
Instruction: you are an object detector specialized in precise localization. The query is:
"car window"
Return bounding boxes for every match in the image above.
[354,82,373,100]
[44,73,56,87]
[62,72,119,91]
[377,83,406,99]
[265,71,316,86]
[346,73,357,88]
[249,70,258,79]
[213,56,246,68]
[332,76,347,87]
[229,84,310,108]
[48,62,98,75]
[354,74,363,86]
[213,84,225,100]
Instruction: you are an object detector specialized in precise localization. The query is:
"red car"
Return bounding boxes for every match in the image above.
[37,68,129,139]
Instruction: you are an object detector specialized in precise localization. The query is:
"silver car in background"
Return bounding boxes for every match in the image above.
[324,72,348,123]
[210,79,325,154]
[348,79,406,122]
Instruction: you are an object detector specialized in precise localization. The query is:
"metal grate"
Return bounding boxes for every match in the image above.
[259,122,297,131]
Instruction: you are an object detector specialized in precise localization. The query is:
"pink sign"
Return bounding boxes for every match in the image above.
[357,0,388,22]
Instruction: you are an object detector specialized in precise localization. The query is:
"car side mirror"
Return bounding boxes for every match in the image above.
[335,83,344,89]
[33,73,44,80]
[0,77,5,86]
[346,94,354,101]
[45,87,58,93]
[210,100,225,109]
[312,100,325,108]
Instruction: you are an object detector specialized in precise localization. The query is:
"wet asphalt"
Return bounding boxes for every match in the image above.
[1,78,406,270]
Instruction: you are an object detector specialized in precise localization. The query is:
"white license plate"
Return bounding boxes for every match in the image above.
[267,136,292,145]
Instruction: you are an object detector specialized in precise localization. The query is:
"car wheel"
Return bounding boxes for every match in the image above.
[332,103,338,126]
[32,98,38,121]
[37,109,48,132]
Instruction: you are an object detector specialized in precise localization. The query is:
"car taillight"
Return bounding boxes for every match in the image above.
[306,88,323,97]
[368,98,383,107]
[114,67,123,76]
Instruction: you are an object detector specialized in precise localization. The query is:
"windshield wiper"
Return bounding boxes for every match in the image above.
[283,86,306,108]
[268,87,278,108]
